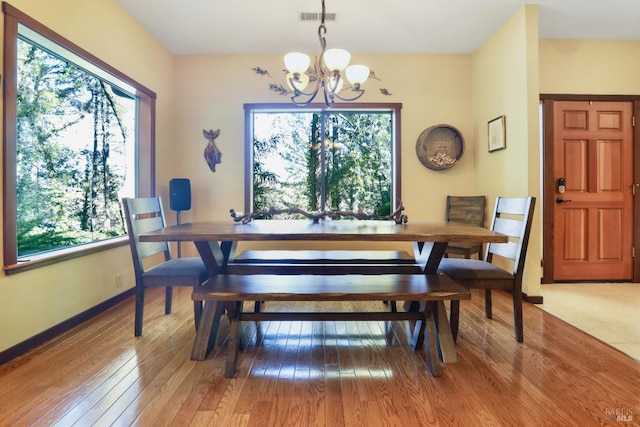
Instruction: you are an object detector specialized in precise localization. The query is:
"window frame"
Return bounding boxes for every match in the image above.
[243,103,402,215]
[2,3,156,274]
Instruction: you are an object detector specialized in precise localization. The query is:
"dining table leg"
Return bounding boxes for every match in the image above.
[413,241,448,274]
[434,301,458,363]
[411,301,441,377]
[193,240,236,276]
[409,241,460,370]
[404,241,449,315]
[191,300,225,360]
[191,240,237,361]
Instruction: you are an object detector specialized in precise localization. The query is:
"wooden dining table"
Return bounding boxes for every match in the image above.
[139,219,507,373]
[138,219,507,275]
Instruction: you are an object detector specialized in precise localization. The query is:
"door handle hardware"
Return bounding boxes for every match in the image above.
[556,198,573,204]
[557,177,566,194]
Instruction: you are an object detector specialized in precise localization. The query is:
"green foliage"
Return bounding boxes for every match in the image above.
[15,39,134,256]
[253,134,280,212]
[17,218,79,256]
[252,110,393,216]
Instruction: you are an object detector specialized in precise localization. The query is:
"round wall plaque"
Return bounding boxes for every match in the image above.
[415,124,464,171]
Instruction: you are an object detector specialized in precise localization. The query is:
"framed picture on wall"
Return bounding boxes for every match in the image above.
[488,115,506,152]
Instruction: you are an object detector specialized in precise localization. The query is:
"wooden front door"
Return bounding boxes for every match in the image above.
[552,101,633,281]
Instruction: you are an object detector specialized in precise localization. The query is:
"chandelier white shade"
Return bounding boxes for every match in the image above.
[284,0,369,107]
[323,48,350,72]
[284,52,311,75]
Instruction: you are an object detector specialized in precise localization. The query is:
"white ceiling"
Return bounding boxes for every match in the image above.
[114,0,640,56]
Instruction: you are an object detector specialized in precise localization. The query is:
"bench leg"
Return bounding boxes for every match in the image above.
[191,301,224,361]
[411,301,428,350]
[225,304,242,378]
[449,300,460,343]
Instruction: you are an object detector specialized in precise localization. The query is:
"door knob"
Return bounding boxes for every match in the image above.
[556,198,573,204]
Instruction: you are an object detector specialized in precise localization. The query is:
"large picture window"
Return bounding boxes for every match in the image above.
[244,103,402,216]
[3,4,156,272]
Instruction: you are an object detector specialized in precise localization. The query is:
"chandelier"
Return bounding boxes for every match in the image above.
[284,0,370,107]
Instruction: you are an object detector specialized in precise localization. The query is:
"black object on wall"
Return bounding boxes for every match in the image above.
[169,178,191,211]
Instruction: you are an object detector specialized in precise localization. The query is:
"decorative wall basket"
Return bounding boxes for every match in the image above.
[415,124,464,171]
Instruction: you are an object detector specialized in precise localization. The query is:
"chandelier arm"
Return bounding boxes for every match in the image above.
[287,75,319,98]
[325,72,342,94]
[322,84,334,106]
[291,89,320,106]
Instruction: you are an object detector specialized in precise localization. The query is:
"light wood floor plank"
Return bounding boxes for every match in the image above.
[0,286,638,426]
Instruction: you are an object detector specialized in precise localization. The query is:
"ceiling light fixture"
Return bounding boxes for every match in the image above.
[284,0,369,107]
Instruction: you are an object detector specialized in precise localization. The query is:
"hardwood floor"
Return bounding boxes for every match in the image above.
[0,286,638,426]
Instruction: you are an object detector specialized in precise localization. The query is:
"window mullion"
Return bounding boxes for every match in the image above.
[320,111,327,211]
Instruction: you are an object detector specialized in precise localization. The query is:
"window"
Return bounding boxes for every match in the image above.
[3,4,156,272]
[244,103,402,216]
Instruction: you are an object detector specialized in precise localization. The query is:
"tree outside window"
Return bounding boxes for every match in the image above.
[16,38,135,257]
[247,105,401,217]
[3,4,156,271]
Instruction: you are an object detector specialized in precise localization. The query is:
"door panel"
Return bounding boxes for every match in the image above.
[562,208,587,260]
[598,209,623,259]
[553,101,633,281]
[563,140,588,191]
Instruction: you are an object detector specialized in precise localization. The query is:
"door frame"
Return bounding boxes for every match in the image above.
[541,94,640,283]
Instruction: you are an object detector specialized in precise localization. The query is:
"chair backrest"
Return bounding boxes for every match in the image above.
[122,197,172,278]
[485,197,536,280]
[446,195,486,227]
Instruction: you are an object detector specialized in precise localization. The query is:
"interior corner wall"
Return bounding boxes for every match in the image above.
[0,0,175,353]
[471,5,542,296]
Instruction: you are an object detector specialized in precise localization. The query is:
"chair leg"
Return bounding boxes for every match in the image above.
[484,289,492,318]
[134,287,145,337]
[165,286,173,314]
[513,290,524,342]
[449,300,460,343]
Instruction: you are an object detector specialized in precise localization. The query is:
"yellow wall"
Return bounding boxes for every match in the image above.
[471,5,542,296]
[171,53,476,220]
[0,0,175,352]
[167,53,476,254]
[540,39,640,93]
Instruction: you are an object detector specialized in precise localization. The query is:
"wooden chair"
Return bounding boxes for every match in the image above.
[445,195,486,259]
[438,196,536,342]
[122,197,208,336]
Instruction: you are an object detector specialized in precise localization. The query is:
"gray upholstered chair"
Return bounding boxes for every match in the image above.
[122,197,208,336]
[439,196,536,342]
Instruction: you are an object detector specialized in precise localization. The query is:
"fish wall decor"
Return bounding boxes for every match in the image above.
[203,129,222,172]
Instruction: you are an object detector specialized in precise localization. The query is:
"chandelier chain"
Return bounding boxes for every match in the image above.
[317,0,327,53]
[284,0,368,107]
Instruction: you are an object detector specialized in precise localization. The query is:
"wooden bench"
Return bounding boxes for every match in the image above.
[191,273,470,378]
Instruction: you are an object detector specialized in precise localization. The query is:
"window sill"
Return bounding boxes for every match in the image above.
[4,237,129,275]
